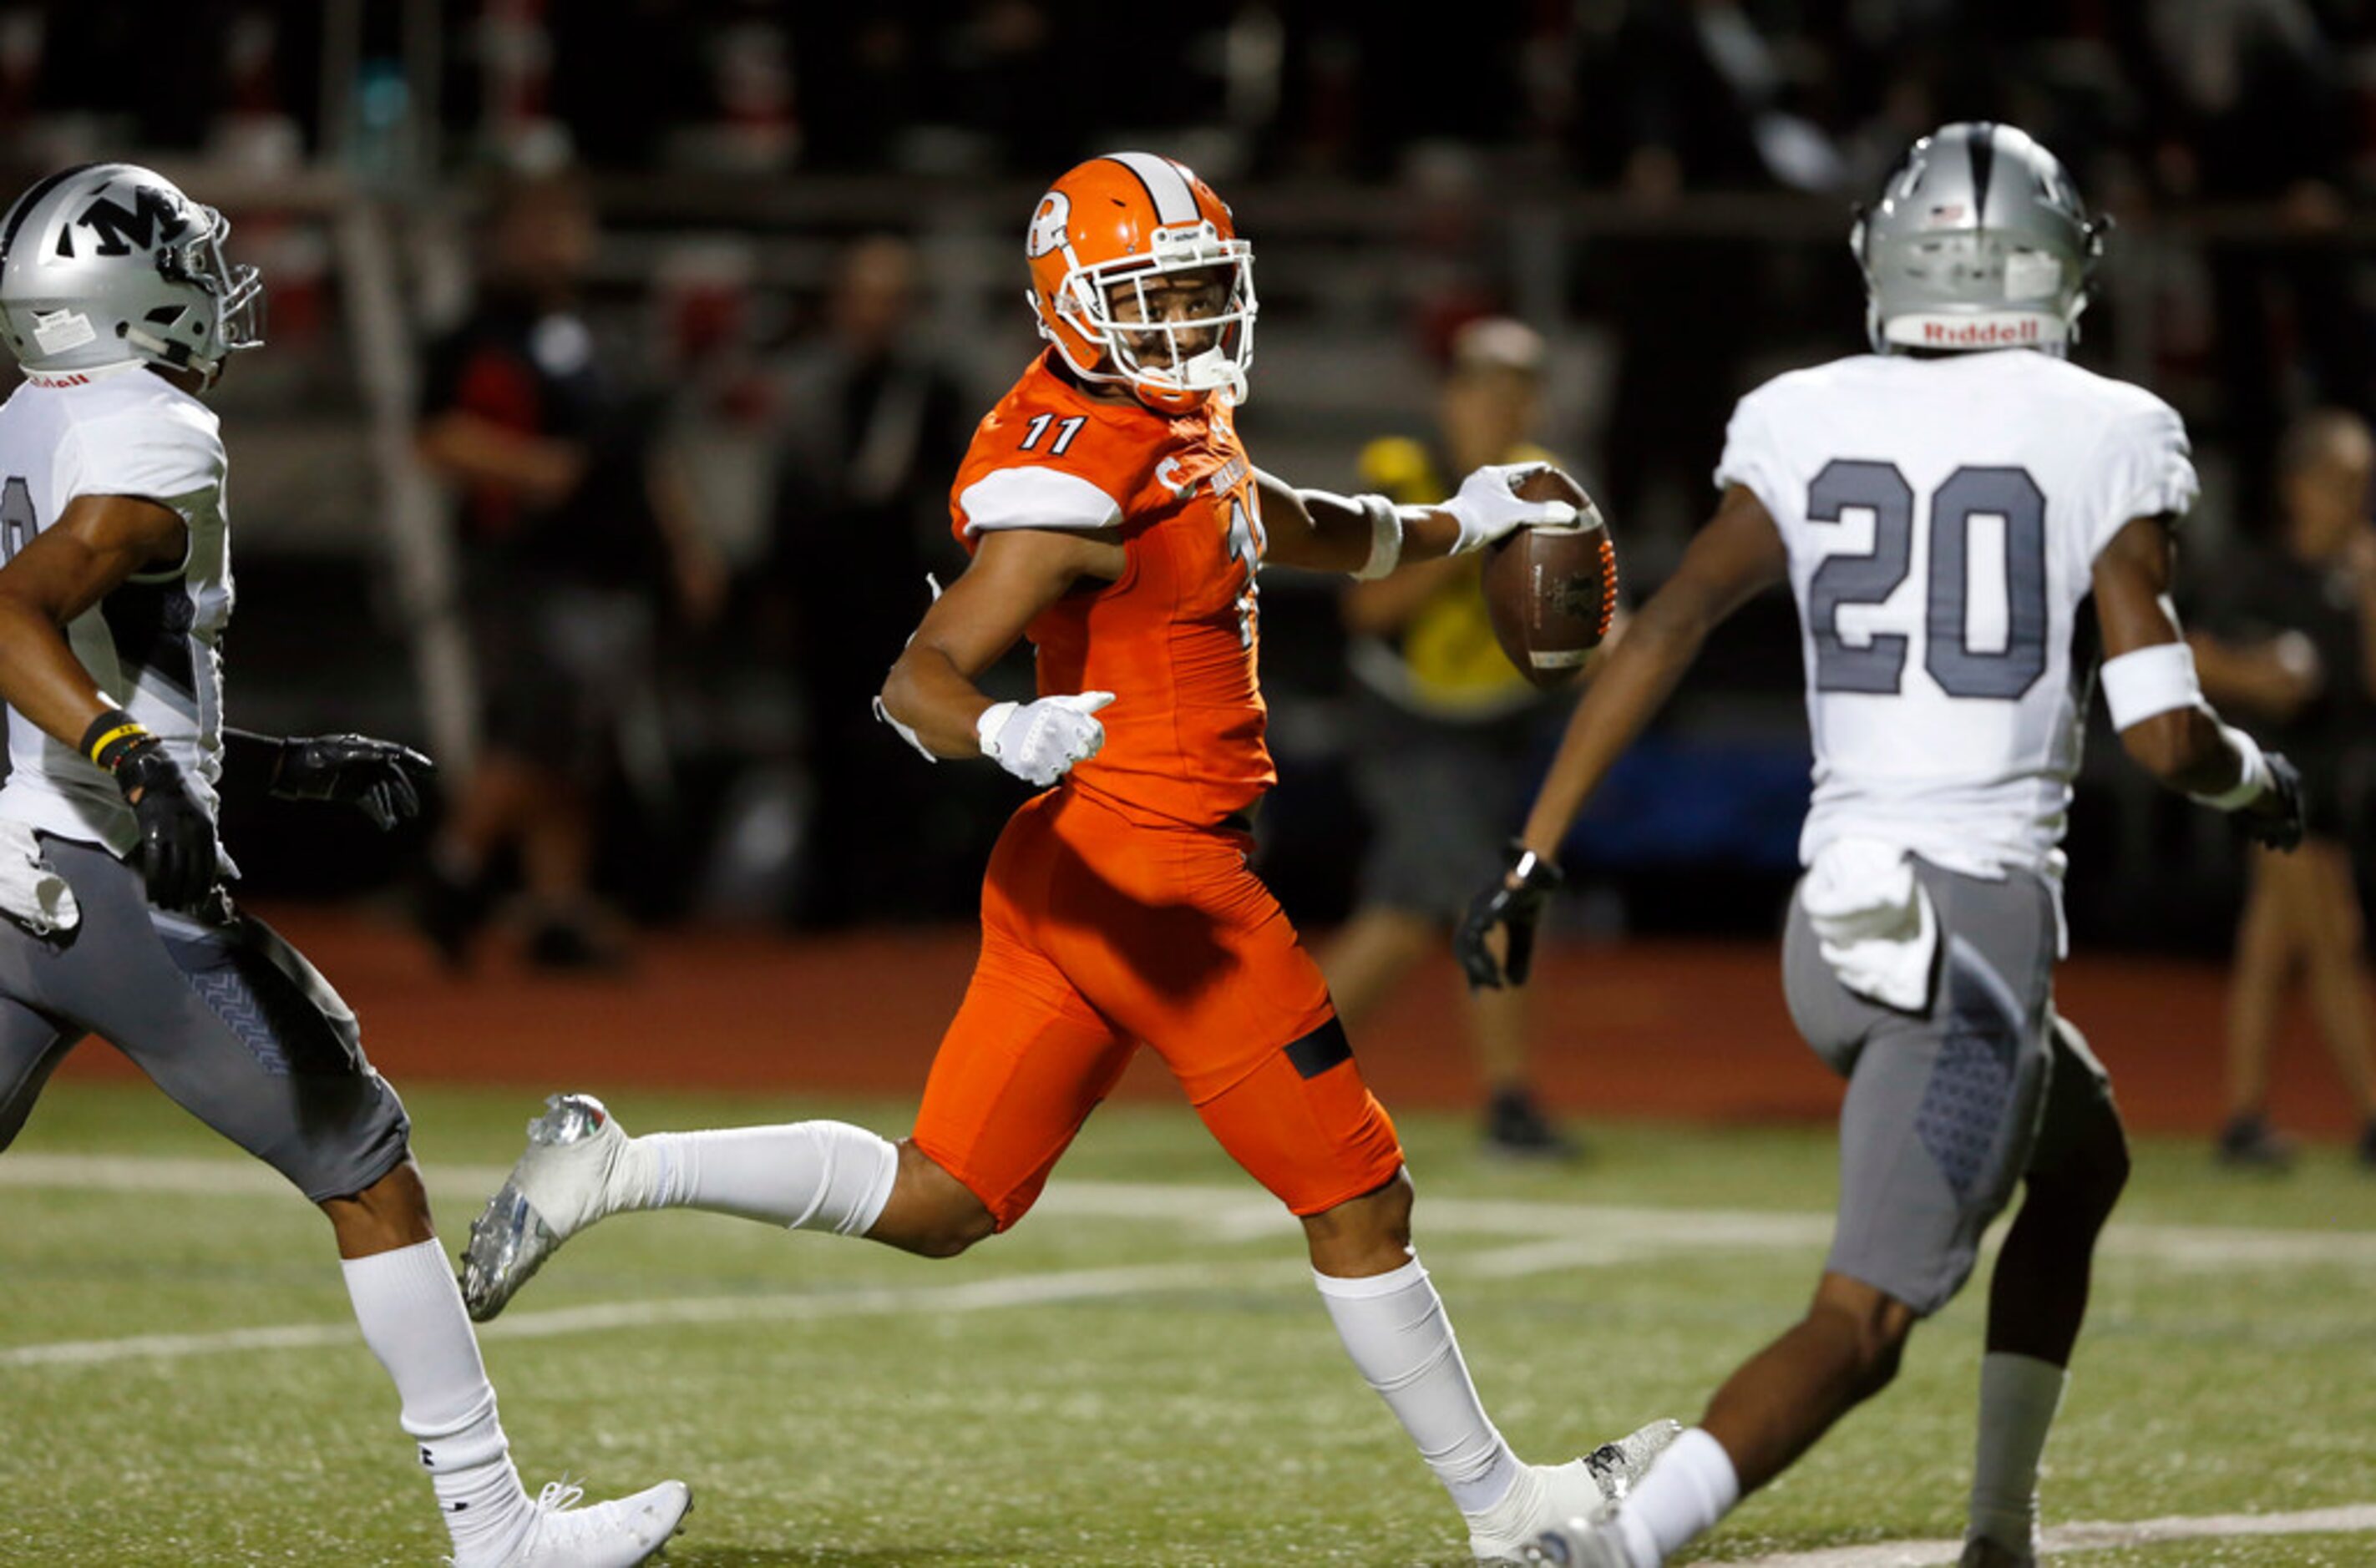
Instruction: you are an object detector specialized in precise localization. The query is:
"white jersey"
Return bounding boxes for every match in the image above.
[1715,348,2196,897]
[0,362,232,861]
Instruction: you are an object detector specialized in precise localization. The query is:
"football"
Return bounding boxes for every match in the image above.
[1481,466,1619,689]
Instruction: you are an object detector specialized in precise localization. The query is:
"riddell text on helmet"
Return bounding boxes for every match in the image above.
[1923,317,2042,346]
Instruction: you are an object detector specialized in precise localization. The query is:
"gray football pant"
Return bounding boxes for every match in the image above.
[1783,858,2118,1315]
[0,836,410,1202]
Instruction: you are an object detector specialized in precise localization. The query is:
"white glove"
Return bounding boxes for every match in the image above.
[977,692,1117,786]
[1439,462,1581,554]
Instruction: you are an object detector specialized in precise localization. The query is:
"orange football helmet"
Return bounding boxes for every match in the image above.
[1025,151,1257,410]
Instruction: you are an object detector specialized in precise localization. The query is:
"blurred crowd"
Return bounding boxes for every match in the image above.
[9,3,2375,194]
[0,7,2373,1039]
[389,172,1013,963]
[8,3,2373,514]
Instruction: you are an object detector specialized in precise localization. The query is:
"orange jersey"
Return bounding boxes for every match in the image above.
[950,351,1271,829]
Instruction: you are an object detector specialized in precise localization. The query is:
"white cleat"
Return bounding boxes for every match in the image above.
[493,1479,691,1567]
[461,1094,637,1322]
[1959,1536,2037,1568]
[1469,1419,1682,1564]
[1517,1511,1632,1568]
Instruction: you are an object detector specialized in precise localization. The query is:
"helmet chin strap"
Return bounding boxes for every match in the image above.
[123,324,225,387]
[1117,343,1244,408]
[1038,305,1244,407]
[1173,343,1244,401]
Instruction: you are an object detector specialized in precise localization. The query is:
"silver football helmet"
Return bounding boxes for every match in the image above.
[0,163,263,384]
[1852,123,2104,355]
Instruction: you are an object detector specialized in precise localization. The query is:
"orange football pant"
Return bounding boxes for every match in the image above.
[911,787,1405,1229]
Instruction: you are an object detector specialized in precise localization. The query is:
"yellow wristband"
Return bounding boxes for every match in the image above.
[86,721,149,770]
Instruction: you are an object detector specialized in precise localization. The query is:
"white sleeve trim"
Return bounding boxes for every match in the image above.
[2105,406,2199,528]
[958,466,1124,538]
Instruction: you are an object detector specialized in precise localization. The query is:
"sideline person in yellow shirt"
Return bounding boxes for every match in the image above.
[1324,317,1581,1156]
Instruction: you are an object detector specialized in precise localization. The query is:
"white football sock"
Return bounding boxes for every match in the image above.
[1312,1257,1523,1515]
[1614,1426,1740,1567]
[341,1238,532,1567]
[631,1121,898,1234]
[1969,1352,2067,1553]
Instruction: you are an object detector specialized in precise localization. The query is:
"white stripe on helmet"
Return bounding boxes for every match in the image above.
[1103,152,1200,225]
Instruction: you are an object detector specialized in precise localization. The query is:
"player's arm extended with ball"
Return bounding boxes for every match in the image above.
[1254,464,1577,575]
[2093,514,2303,848]
[1457,484,1790,988]
[0,493,216,908]
[877,525,1124,786]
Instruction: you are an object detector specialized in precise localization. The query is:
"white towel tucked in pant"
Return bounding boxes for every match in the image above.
[1800,836,1938,1012]
[0,820,78,935]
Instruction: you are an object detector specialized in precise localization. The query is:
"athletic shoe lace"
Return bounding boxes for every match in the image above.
[534,1479,587,1515]
[529,1478,629,1548]
[439,1480,591,1568]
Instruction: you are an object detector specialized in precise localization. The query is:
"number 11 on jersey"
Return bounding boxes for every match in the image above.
[1020,413,1087,455]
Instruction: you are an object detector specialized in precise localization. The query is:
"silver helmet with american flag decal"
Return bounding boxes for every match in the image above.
[1852,123,2105,356]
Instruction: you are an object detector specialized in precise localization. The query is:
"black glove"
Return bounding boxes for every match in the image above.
[269,734,436,832]
[2242,751,2306,852]
[1456,841,1565,990]
[113,738,218,913]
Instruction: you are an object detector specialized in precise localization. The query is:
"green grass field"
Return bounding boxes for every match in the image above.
[3,1081,2372,1566]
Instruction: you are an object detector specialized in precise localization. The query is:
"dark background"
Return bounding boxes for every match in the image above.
[4,0,2373,953]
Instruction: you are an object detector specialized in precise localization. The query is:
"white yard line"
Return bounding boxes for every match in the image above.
[0,1237,1617,1370]
[1726,1503,2376,1565]
[2,1151,2370,1368]
[0,1260,1235,1368]
[5,1154,2368,1269]
[0,1151,395,1196]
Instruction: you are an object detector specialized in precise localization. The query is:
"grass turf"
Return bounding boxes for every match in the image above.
[3,1082,2371,1565]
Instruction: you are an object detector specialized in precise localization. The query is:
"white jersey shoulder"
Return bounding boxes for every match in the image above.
[0,364,234,862]
[957,464,1125,538]
[1714,349,2196,896]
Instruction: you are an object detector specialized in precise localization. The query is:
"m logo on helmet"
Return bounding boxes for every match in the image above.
[1026,192,1070,260]
[65,185,190,259]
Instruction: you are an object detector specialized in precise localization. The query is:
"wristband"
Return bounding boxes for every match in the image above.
[2191,724,2273,812]
[2099,641,2202,731]
[1350,493,1405,581]
[79,711,150,773]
